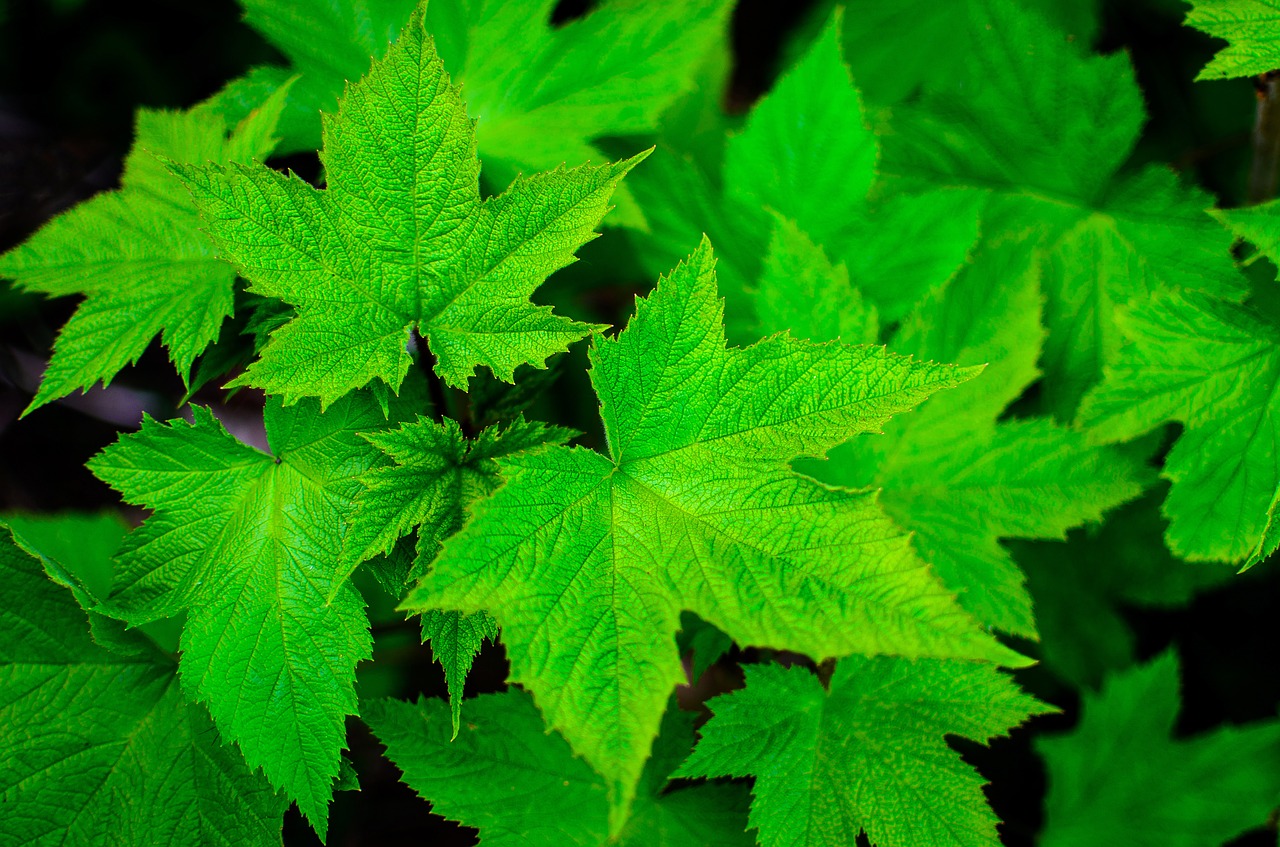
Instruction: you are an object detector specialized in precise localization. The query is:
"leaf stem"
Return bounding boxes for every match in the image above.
[1248,71,1280,204]
[816,657,837,690]
[413,330,450,423]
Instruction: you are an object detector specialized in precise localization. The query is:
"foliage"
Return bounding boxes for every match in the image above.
[1038,652,1280,847]
[1186,0,1280,79]
[2,0,1279,845]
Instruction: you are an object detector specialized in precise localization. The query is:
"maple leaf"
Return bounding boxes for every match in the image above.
[215,0,730,227]
[403,238,1027,829]
[881,0,1243,417]
[87,389,420,834]
[347,415,575,574]
[678,658,1051,847]
[177,8,641,408]
[628,9,982,339]
[1079,290,1280,565]
[1185,0,1280,80]
[0,88,288,415]
[1037,651,1280,847]
[0,522,285,846]
[793,242,1146,636]
[364,690,753,846]
[346,413,574,735]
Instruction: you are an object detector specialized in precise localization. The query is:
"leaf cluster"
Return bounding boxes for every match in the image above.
[2,1,1279,846]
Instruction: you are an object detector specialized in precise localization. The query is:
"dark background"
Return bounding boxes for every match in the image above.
[0,1,1276,844]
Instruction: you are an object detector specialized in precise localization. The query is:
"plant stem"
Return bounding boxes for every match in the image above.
[816,657,837,690]
[1248,71,1280,204]
[413,330,449,422]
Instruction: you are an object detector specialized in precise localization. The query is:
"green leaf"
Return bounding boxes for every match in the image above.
[178,9,642,407]
[2,511,125,600]
[883,0,1140,201]
[678,658,1051,847]
[418,609,497,739]
[723,10,876,248]
[833,0,1100,106]
[1186,0,1280,79]
[754,216,877,345]
[1215,197,1280,263]
[425,0,732,229]
[0,525,285,846]
[348,414,572,734]
[404,239,1027,830]
[1038,651,1280,847]
[676,611,733,682]
[87,390,419,835]
[0,89,289,414]
[1018,487,1234,689]
[225,0,731,227]
[798,244,1147,636]
[363,690,753,846]
[225,0,418,152]
[348,415,575,574]
[628,10,980,332]
[881,0,1243,416]
[1080,290,1280,565]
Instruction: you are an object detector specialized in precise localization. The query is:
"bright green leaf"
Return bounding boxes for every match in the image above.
[754,216,877,345]
[348,415,575,574]
[0,89,288,414]
[678,658,1051,847]
[882,0,1242,417]
[1018,487,1234,689]
[178,9,639,407]
[831,0,1100,106]
[629,10,980,332]
[223,0,731,228]
[0,525,284,846]
[364,690,753,846]
[404,239,1026,830]
[798,244,1146,636]
[224,0,418,151]
[88,390,419,834]
[347,413,573,734]
[1080,290,1280,565]
[1186,0,1280,80]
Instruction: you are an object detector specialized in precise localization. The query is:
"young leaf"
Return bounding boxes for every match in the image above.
[363,690,753,846]
[0,524,285,846]
[1080,290,1280,565]
[177,9,640,408]
[882,0,1243,416]
[348,415,575,575]
[1038,651,1280,847]
[88,390,419,834]
[628,10,981,333]
[418,609,497,739]
[347,413,573,734]
[798,244,1147,636]
[678,658,1051,847]
[1185,0,1280,80]
[0,89,288,415]
[404,239,1027,830]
